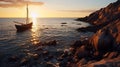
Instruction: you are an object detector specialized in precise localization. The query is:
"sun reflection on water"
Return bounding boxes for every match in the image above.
[31,16,40,45]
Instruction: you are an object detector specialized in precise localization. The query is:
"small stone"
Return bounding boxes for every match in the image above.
[46,40,57,46]
[61,22,67,24]
[55,63,60,67]
[57,57,63,61]
[77,58,88,66]
[8,55,19,62]
[74,45,89,60]
[107,52,119,59]
[33,54,39,60]
[20,58,29,66]
[71,40,83,48]
[43,51,49,55]
[46,62,55,67]
[35,46,43,51]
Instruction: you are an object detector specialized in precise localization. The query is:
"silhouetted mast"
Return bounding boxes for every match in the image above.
[26,3,29,24]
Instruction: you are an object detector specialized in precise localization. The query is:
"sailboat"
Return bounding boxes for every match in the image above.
[15,4,33,32]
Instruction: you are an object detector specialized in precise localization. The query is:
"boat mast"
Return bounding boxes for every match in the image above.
[26,3,29,24]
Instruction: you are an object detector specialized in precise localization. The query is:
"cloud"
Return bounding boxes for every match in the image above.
[0,0,44,8]
[59,9,97,13]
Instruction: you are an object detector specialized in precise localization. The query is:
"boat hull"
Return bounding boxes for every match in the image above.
[15,23,32,32]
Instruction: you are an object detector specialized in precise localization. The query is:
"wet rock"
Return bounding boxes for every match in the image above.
[71,40,83,48]
[64,49,72,56]
[48,55,54,59]
[42,51,49,56]
[69,47,74,52]
[23,49,30,53]
[76,23,82,25]
[61,52,68,57]
[35,46,43,51]
[55,63,60,67]
[45,28,49,29]
[44,40,57,46]
[107,52,119,59]
[8,55,19,62]
[32,54,39,60]
[57,50,74,66]
[61,22,67,24]
[53,50,63,57]
[74,46,90,60]
[57,57,63,61]
[76,58,88,66]
[20,58,29,66]
[59,60,68,67]
[27,53,39,59]
[71,40,89,49]
[35,42,44,46]
[46,62,55,67]
[60,49,72,59]
[59,53,68,60]
[76,26,99,32]
[68,47,75,55]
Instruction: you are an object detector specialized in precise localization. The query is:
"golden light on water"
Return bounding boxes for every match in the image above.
[30,13,40,45]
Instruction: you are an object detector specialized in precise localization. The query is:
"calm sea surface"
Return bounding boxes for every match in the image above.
[0,18,92,55]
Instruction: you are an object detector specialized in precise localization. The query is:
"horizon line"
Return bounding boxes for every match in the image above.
[0,17,84,18]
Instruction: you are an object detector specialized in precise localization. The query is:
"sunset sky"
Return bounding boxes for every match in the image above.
[0,0,117,18]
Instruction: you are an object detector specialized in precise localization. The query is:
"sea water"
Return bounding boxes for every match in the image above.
[0,18,92,54]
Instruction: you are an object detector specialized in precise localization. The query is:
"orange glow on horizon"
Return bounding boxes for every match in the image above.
[0,6,90,18]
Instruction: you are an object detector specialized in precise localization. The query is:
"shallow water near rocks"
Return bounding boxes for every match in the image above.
[0,18,93,66]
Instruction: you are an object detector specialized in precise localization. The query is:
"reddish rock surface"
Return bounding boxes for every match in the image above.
[73,0,120,67]
[76,0,120,32]
[89,19,120,53]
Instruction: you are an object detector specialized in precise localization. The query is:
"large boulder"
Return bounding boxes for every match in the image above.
[89,19,120,54]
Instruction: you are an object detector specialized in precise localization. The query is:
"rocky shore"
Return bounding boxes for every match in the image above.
[76,0,120,32]
[72,0,120,67]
